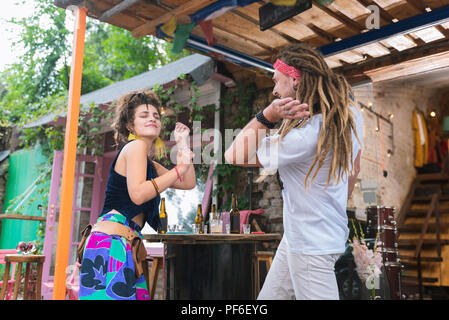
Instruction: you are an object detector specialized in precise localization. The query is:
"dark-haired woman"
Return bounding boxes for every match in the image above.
[78,90,195,300]
[225,43,364,300]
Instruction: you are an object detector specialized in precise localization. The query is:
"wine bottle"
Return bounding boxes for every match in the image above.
[159,197,167,234]
[195,204,204,234]
[230,194,240,234]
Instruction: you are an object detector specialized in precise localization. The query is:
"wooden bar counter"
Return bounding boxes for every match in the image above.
[143,233,281,300]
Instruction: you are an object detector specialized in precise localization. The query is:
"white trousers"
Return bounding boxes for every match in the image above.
[257,237,341,300]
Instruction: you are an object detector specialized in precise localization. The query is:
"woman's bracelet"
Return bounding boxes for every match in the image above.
[174,166,183,182]
[150,178,160,196]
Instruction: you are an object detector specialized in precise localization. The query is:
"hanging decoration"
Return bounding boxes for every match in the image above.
[171,22,196,55]
[271,0,298,5]
[190,0,259,22]
[189,0,260,48]
[413,109,429,168]
[160,15,177,40]
[198,19,215,46]
[259,0,312,30]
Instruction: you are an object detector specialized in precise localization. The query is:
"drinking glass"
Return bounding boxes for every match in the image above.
[243,224,251,234]
[191,224,199,234]
[210,218,223,234]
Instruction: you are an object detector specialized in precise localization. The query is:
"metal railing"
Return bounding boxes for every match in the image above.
[414,192,441,299]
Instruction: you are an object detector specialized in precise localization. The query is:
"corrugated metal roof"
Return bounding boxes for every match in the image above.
[23,53,214,128]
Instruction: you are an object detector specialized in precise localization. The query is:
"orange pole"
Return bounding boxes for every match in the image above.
[52,7,87,300]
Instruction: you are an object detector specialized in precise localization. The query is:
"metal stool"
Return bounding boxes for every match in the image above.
[0,254,45,300]
[256,251,273,295]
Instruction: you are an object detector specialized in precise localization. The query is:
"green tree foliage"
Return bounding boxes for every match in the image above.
[0,0,191,250]
[0,0,190,126]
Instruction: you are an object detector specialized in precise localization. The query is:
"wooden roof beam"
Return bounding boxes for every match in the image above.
[131,0,217,38]
[405,0,449,38]
[358,0,425,48]
[230,10,298,45]
[355,0,396,25]
[405,0,427,12]
[99,0,140,22]
[312,0,365,33]
[54,0,85,9]
[335,37,449,77]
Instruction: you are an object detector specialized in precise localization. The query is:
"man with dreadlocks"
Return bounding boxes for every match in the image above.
[224,43,363,300]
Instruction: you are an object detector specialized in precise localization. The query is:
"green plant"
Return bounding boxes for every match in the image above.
[210,82,257,211]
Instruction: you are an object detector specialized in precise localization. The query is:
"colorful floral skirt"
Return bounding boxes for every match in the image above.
[79,212,150,300]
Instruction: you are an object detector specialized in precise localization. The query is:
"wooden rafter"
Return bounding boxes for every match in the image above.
[234,3,333,50]
[312,0,365,33]
[99,0,140,21]
[212,11,289,50]
[405,0,427,12]
[230,9,296,44]
[54,0,449,78]
[405,0,449,38]
[355,0,395,25]
[336,37,449,77]
[131,0,217,38]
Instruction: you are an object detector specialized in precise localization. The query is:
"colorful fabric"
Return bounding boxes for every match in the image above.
[412,109,429,168]
[171,22,196,55]
[273,59,301,80]
[79,212,150,300]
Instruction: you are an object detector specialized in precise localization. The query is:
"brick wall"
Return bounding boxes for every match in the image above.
[349,82,442,215]
[244,81,444,234]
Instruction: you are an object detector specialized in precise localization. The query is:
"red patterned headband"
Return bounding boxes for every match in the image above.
[273,59,301,80]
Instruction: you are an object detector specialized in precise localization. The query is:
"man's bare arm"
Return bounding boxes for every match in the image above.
[348,150,361,199]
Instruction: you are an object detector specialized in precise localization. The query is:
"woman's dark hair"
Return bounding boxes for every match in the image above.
[112,90,162,145]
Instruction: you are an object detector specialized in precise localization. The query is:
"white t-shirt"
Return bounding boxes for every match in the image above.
[257,106,364,255]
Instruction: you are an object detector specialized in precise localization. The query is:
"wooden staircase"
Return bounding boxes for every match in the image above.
[397,172,449,299]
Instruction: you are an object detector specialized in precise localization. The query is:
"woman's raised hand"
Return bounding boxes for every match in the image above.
[174,122,190,146]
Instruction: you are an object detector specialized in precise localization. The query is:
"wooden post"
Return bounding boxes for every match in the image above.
[52,6,87,300]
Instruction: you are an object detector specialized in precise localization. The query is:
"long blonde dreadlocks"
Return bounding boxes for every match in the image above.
[271,43,360,189]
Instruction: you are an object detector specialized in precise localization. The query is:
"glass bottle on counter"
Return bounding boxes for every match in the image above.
[195,204,204,234]
[204,205,211,234]
[211,204,217,220]
[230,194,240,234]
[158,197,167,234]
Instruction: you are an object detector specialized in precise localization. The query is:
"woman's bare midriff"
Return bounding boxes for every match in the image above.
[132,213,145,228]
[108,209,144,229]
